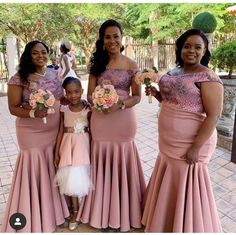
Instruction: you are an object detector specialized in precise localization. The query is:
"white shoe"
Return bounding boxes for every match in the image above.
[69,222,78,231]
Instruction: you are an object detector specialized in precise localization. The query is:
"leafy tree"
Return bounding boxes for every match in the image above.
[0,3,126,64]
[125,4,151,40]
[124,3,235,42]
[0,4,74,49]
[70,3,127,64]
[0,3,235,66]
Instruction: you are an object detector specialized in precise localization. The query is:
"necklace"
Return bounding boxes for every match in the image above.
[34,70,46,77]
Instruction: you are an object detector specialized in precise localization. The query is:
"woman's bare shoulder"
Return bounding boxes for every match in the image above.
[122,55,138,70]
[197,65,212,73]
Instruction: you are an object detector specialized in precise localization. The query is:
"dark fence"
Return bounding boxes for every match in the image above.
[158,39,175,71]
[124,37,175,72]
[124,38,153,71]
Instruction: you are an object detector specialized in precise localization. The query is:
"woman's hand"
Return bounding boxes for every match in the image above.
[34,108,48,118]
[104,100,125,114]
[81,99,91,110]
[22,104,48,118]
[102,103,120,114]
[145,86,162,102]
[181,145,200,164]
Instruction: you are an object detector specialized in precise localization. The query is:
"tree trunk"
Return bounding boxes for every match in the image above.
[229,68,233,79]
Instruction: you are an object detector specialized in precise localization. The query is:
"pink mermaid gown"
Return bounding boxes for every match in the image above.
[77,68,146,232]
[1,68,70,232]
[142,69,223,232]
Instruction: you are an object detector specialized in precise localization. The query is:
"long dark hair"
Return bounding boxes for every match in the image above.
[89,19,124,77]
[175,28,211,67]
[18,40,49,82]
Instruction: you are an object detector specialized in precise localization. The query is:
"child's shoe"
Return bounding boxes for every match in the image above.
[69,221,78,231]
[69,210,78,231]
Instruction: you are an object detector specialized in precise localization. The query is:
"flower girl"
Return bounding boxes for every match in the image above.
[54,76,93,231]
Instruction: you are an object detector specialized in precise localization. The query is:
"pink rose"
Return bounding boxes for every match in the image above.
[45,96,55,107]
[29,99,37,108]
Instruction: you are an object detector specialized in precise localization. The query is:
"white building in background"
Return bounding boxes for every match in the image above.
[6,34,19,78]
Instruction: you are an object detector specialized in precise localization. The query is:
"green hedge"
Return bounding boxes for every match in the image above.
[192,12,217,33]
[211,40,236,79]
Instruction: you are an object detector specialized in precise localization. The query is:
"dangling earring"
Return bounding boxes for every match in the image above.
[103,45,105,51]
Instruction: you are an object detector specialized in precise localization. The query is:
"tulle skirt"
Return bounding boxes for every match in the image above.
[54,165,93,197]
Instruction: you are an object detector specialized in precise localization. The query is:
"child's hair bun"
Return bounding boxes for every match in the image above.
[61,40,71,50]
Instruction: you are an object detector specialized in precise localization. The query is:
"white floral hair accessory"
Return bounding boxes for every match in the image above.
[62,40,72,50]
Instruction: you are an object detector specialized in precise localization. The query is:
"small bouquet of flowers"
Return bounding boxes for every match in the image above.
[135,68,159,103]
[92,80,119,113]
[29,89,55,124]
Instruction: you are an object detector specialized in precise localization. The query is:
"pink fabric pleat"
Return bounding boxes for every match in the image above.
[142,155,222,232]
[142,104,222,232]
[1,102,70,232]
[77,108,146,232]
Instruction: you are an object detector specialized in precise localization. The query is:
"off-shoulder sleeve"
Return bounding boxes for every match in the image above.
[133,68,140,76]
[196,70,223,84]
[130,68,140,80]
[60,105,69,112]
[7,73,23,86]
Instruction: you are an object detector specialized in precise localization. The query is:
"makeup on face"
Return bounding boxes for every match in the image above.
[31,43,48,68]
[103,26,122,53]
[181,35,206,65]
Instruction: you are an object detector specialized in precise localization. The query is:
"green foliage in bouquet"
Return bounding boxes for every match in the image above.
[211,40,236,79]
[192,12,217,33]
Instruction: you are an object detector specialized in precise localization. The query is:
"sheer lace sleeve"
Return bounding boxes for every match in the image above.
[60,105,69,112]
[196,70,223,84]
[7,73,24,86]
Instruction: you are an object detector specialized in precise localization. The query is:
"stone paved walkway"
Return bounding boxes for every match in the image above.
[0,80,236,233]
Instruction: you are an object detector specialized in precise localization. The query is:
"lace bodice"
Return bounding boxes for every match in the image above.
[97,68,139,99]
[159,70,223,113]
[8,68,63,105]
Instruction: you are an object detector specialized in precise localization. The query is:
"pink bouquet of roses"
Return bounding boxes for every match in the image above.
[135,68,159,103]
[92,80,119,113]
[29,89,55,124]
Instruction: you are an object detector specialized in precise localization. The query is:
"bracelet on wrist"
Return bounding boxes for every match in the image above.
[29,109,36,118]
[117,100,125,110]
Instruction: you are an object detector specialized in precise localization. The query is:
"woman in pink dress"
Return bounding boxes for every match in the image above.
[142,29,223,232]
[2,40,69,232]
[77,19,146,232]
